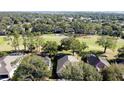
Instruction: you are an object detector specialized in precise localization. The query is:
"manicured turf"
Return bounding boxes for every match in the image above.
[76,35,124,59]
[41,34,68,44]
[0,36,13,51]
[42,34,124,50]
[0,34,124,59]
[0,34,124,51]
[0,36,5,44]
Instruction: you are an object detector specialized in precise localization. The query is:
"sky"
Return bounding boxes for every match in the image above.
[0,0,124,11]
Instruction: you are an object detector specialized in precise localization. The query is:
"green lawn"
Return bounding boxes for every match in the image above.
[0,34,124,59]
[76,35,124,59]
[42,35,124,51]
[0,36,5,44]
[77,35,102,51]
[0,36,12,51]
[41,34,68,44]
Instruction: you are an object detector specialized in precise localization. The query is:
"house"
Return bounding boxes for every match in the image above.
[116,55,124,64]
[0,54,24,80]
[121,31,124,39]
[54,28,64,33]
[56,55,79,76]
[40,51,49,57]
[75,29,85,34]
[87,54,110,71]
[65,28,75,34]
[116,58,124,64]
[100,30,108,35]
[67,17,73,22]
[116,47,124,64]
[111,30,120,37]
[0,31,6,35]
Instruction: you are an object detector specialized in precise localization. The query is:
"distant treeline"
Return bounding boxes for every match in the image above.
[0,12,124,38]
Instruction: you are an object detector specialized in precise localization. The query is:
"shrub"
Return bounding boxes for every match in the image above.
[102,64,124,81]
[0,51,8,57]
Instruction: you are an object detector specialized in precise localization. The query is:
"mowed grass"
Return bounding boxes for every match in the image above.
[41,34,68,44]
[77,35,102,51]
[0,36,5,44]
[0,36,24,51]
[42,34,124,59]
[0,34,68,51]
[0,36,13,51]
[76,35,124,59]
[0,34,124,59]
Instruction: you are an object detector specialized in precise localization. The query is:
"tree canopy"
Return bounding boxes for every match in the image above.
[60,62,102,81]
[96,36,117,53]
[43,41,58,57]
[102,64,124,81]
[12,55,51,81]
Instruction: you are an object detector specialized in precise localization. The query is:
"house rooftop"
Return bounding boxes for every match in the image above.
[98,57,110,67]
[0,55,23,76]
[57,55,79,74]
[87,54,110,67]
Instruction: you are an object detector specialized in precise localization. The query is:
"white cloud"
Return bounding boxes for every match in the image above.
[0,0,124,11]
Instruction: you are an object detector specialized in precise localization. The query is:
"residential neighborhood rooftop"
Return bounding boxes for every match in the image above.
[57,55,79,75]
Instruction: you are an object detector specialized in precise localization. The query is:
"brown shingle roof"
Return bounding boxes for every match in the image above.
[57,55,79,74]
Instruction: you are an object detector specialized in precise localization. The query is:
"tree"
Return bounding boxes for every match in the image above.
[22,36,28,51]
[94,23,102,32]
[10,24,24,34]
[8,25,23,51]
[32,20,53,34]
[12,55,51,81]
[117,46,124,62]
[81,22,96,34]
[34,36,44,52]
[78,42,88,56]
[96,36,117,53]
[22,30,34,52]
[102,64,124,81]
[24,33,43,52]
[58,21,70,32]
[102,25,112,35]
[23,23,31,31]
[60,62,102,81]
[0,17,12,34]
[61,38,88,55]
[12,33,20,51]
[81,42,88,51]
[8,31,20,51]
[71,21,79,30]
[61,37,73,50]
[43,41,58,57]
[26,33,36,52]
[70,38,81,55]
[118,46,124,54]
